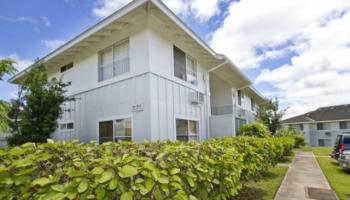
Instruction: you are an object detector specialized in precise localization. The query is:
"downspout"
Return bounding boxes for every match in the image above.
[204,59,229,140]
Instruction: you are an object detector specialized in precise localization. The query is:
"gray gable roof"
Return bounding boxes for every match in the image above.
[282,104,350,124]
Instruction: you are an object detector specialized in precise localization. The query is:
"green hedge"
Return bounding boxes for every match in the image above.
[0,137,294,200]
[238,122,272,138]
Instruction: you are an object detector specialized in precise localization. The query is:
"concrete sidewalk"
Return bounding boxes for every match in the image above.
[275,152,336,200]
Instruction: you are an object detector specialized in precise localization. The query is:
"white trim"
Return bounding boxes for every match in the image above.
[96,114,133,143]
[9,0,147,83]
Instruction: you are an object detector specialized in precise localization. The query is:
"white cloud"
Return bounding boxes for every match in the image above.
[92,0,132,18]
[0,16,39,24]
[208,0,350,118]
[1,54,33,71]
[92,0,220,21]
[210,0,350,69]
[41,39,66,51]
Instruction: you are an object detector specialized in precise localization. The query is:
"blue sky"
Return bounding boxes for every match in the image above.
[1,0,350,118]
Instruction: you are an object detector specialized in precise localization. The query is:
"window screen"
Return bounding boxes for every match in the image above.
[174,46,186,81]
[99,40,130,81]
[99,47,113,81]
[186,56,197,84]
[113,40,129,76]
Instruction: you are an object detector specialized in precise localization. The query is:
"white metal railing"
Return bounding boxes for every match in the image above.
[211,105,234,115]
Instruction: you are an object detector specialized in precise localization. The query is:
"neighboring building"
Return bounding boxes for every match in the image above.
[9,0,266,144]
[282,104,350,147]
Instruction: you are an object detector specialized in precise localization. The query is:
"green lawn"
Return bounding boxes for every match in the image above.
[300,147,350,200]
[232,166,288,200]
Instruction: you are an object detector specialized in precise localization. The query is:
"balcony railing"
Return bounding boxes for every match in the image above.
[211,105,234,115]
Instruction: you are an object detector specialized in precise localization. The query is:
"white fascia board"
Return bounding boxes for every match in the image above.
[9,0,148,83]
[150,0,219,59]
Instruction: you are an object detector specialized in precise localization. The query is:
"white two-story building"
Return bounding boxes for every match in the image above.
[9,0,266,143]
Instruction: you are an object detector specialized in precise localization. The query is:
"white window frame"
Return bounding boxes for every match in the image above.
[98,38,130,82]
[174,117,200,142]
[97,115,133,143]
[173,46,198,85]
[59,121,75,133]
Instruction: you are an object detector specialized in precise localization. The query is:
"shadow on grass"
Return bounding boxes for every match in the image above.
[232,170,280,200]
[232,187,268,200]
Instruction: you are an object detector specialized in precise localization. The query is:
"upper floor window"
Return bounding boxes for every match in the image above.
[317,123,324,130]
[237,90,243,106]
[299,124,304,131]
[60,62,73,73]
[251,98,255,111]
[173,46,197,85]
[317,122,332,130]
[340,121,349,129]
[99,39,129,82]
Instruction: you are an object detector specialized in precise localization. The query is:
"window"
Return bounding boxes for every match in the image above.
[114,118,132,141]
[237,90,243,106]
[99,39,129,81]
[251,98,255,111]
[99,118,132,143]
[340,121,349,129]
[235,118,247,134]
[317,123,324,130]
[173,46,197,85]
[176,119,198,141]
[99,121,113,143]
[59,122,74,131]
[60,62,73,73]
[299,124,304,131]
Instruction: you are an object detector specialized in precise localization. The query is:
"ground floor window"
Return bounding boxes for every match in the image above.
[59,122,74,132]
[235,118,247,134]
[176,119,198,141]
[99,118,132,143]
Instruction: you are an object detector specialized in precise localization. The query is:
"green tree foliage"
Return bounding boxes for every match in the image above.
[0,137,295,199]
[258,98,285,135]
[7,62,72,145]
[238,122,272,138]
[0,58,17,132]
[0,58,17,81]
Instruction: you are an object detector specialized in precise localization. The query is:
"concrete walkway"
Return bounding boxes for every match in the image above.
[275,152,336,200]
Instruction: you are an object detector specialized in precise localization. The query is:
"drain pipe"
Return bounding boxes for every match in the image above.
[204,58,229,140]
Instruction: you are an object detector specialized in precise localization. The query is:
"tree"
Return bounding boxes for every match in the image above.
[257,98,286,135]
[0,58,17,132]
[7,62,72,145]
[0,58,17,80]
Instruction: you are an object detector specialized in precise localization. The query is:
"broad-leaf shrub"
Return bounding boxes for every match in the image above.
[238,122,272,138]
[0,137,294,200]
[276,128,306,148]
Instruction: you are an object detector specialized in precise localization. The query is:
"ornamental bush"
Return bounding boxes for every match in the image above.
[238,122,272,138]
[0,137,294,200]
[276,128,306,148]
